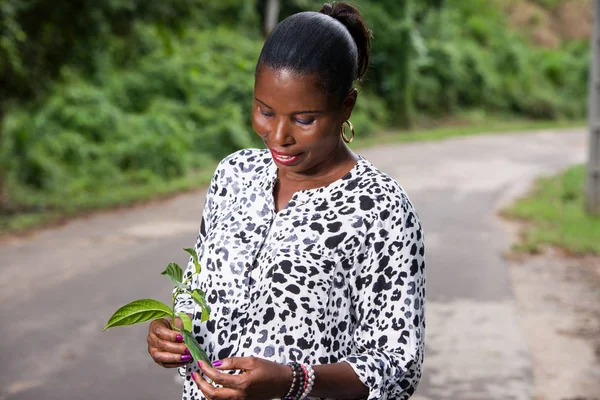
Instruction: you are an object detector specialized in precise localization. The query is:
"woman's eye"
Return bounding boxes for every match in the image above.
[296,118,315,125]
[259,108,274,117]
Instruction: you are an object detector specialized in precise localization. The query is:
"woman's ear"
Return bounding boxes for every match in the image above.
[342,88,358,121]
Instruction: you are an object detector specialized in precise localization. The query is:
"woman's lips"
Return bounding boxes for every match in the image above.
[270,149,301,166]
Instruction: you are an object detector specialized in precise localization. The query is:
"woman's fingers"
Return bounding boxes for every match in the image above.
[197,361,239,388]
[150,349,193,367]
[150,334,188,354]
[149,319,187,351]
[191,371,240,400]
[192,371,216,398]
[213,356,254,372]
[147,318,190,368]
[151,319,183,342]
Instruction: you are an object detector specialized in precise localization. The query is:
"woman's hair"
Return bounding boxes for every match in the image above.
[256,2,372,103]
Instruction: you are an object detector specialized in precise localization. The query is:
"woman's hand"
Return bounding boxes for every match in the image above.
[192,357,292,400]
[147,317,192,368]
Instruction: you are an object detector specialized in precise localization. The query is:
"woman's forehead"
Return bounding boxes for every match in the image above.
[254,67,333,110]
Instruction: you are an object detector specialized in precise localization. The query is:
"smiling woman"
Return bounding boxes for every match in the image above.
[145,3,425,400]
[252,67,359,211]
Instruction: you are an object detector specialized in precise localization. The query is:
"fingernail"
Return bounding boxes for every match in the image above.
[212,360,223,367]
[176,334,183,342]
[191,371,197,380]
[181,354,192,362]
[185,348,190,356]
[197,361,202,369]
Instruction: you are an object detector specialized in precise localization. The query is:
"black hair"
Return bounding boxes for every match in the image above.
[256,2,372,103]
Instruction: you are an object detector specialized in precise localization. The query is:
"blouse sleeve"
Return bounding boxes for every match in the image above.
[341,193,426,400]
[173,165,220,316]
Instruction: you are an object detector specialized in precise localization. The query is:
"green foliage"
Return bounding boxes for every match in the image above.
[361,0,417,127]
[104,248,211,364]
[0,0,260,103]
[162,263,185,289]
[1,27,263,209]
[104,299,173,329]
[1,21,386,211]
[276,0,589,124]
[411,0,589,119]
[184,247,202,274]
[351,91,390,136]
[503,165,600,255]
[178,312,194,332]
[0,0,590,220]
[181,329,211,364]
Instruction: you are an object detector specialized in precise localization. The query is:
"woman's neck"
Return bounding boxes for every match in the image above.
[276,144,357,192]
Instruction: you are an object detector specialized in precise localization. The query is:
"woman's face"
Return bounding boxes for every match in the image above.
[252,66,356,177]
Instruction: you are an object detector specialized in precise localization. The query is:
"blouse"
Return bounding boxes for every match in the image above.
[175,148,425,400]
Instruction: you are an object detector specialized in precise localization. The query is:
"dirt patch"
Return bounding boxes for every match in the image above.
[554,0,594,41]
[507,247,600,400]
[508,1,561,48]
[504,0,593,48]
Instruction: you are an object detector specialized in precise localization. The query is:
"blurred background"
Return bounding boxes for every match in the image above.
[0,0,598,399]
[0,0,593,224]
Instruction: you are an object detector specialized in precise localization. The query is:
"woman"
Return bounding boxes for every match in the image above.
[146,3,425,399]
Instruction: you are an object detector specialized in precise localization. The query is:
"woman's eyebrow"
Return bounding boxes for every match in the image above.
[255,97,324,115]
[255,97,273,109]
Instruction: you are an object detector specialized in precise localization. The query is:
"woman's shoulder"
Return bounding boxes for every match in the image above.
[351,156,414,210]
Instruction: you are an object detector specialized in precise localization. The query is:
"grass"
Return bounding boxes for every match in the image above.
[0,170,215,235]
[353,117,583,148]
[502,165,600,255]
[0,117,586,236]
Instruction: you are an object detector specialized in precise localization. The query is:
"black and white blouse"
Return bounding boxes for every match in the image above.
[175,149,425,400]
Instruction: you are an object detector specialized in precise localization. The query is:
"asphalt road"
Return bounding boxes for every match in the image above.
[0,128,587,400]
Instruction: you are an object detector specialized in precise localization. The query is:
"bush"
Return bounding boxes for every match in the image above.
[1,27,261,207]
[1,24,387,210]
[411,0,588,119]
[0,0,590,215]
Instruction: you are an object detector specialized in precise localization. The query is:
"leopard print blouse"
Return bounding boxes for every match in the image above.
[175,149,425,400]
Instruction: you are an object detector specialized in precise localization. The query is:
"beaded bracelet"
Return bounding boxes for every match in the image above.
[282,362,299,399]
[296,364,306,400]
[300,364,309,395]
[283,362,304,400]
[300,364,315,399]
[282,362,317,400]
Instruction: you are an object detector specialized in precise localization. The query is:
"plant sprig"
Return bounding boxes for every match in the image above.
[104,248,210,364]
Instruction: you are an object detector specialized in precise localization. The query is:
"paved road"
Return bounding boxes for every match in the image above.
[0,129,587,400]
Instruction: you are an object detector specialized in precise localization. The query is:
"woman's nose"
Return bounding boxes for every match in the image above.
[271,118,294,146]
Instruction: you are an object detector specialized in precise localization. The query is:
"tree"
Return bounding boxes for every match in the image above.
[264,0,280,35]
[361,0,416,128]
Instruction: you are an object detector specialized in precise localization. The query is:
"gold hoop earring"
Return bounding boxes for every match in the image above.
[341,120,355,143]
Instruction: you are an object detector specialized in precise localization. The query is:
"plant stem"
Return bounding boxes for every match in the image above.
[171,290,177,328]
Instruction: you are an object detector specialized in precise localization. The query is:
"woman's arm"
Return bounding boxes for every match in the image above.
[310,362,370,399]
[193,358,369,400]
[339,193,425,400]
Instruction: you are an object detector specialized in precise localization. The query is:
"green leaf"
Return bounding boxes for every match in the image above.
[103,299,173,331]
[183,247,201,274]
[190,289,211,321]
[177,312,193,332]
[181,329,210,364]
[161,262,184,288]
[200,308,210,323]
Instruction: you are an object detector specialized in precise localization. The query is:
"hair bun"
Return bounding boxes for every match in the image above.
[319,2,371,82]
[320,3,334,16]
